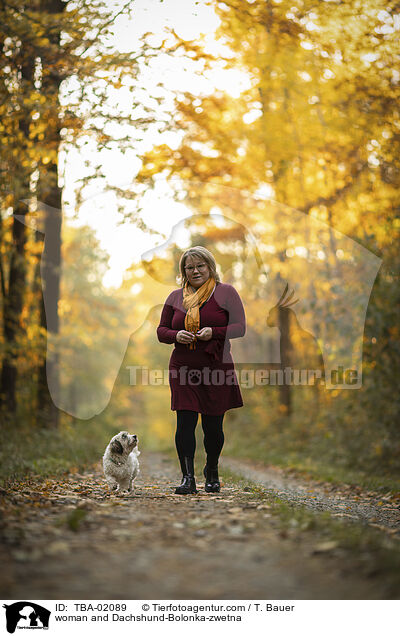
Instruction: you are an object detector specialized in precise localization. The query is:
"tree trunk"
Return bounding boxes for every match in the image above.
[279,307,291,416]
[35,198,62,427]
[35,0,66,427]
[0,52,34,414]
[0,205,28,413]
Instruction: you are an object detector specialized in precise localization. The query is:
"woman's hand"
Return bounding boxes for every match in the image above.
[195,327,212,341]
[176,330,197,344]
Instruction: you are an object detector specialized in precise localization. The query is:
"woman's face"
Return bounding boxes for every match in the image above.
[184,254,211,289]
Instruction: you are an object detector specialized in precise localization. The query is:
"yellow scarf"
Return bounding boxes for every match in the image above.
[182,277,216,349]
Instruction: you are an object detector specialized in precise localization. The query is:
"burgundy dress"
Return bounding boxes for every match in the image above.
[156,281,246,416]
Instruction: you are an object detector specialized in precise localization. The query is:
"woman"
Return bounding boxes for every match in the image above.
[156,246,246,494]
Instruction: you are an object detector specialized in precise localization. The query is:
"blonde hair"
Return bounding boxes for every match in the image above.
[178,246,221,287]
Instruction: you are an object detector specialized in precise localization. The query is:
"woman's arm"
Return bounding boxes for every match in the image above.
[157,295,179,344]
[212,285,246,340]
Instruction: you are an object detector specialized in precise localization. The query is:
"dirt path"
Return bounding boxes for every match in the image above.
[0,452,399,600]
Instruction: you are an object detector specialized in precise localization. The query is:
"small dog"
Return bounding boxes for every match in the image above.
[103,431,140,493]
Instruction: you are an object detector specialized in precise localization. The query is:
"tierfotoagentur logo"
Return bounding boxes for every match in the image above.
[2,602,51,634]
[126,365,357,388]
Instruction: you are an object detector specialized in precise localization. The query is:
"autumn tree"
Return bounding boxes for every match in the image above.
[0,0,164,423]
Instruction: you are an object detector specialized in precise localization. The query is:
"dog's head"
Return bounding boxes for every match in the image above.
[109,431,138,456]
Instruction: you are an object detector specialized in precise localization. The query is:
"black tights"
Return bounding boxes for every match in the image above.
[175,409,224,469]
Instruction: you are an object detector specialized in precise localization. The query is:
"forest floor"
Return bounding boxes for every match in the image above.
[1,451,399,600]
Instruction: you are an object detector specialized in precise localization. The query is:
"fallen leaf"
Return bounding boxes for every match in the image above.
[46,541,70,555]
[312,540,338,553]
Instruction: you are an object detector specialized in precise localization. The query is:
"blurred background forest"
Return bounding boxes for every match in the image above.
[0,0,399,485]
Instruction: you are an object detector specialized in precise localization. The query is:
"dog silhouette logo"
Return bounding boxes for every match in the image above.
[12,184,382,417]
[3,602,50,633]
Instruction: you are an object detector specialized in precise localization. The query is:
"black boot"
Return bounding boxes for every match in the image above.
[203,464,220,493]
[175,456,197,494]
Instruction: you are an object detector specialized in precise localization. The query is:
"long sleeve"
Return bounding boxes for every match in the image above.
[211,285,246,341]
[157,295,179,345]
[203,284,246,362]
